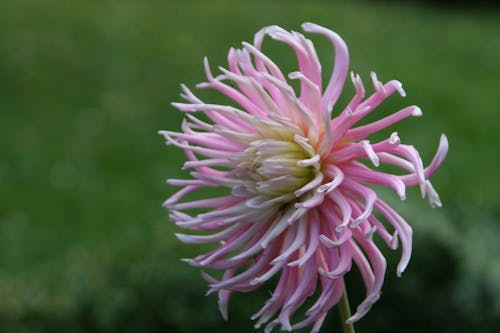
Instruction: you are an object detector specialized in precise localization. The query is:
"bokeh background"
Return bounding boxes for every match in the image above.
[1,0,499,332]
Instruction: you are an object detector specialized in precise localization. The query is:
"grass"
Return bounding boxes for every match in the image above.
[0,0,499,332]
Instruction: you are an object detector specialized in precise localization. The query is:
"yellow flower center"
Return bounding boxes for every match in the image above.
[230,136,319,209]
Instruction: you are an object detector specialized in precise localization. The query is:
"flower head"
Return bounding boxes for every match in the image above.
[161,23,448,332]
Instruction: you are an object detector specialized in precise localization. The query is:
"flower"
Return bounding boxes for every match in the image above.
[160,23,448,333]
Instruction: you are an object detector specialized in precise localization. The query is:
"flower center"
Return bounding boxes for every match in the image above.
[230,137,319,209]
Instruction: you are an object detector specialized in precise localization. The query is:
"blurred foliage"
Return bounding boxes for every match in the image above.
[0,0,499,332]
[383,0,500,9]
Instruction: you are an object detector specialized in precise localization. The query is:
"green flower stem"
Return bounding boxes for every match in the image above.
[338,288,355,333]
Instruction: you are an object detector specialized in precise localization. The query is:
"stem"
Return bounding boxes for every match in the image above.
[338,288,355,333]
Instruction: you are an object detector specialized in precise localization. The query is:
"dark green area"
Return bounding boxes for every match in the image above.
[0,0,499,332]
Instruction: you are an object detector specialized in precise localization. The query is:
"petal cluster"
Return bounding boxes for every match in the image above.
[161,23,448,333]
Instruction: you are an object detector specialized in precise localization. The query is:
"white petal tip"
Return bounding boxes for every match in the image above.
[396,265,406,277]
[301,22,316,31]
[174,233,185,241]
[439,134,449,150]
[411,106,423,117]
[389,132,400,144]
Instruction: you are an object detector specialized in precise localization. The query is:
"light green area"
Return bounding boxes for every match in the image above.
[0,1,498,332]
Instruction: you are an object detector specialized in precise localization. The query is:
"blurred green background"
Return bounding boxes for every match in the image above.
[0,0,499,332]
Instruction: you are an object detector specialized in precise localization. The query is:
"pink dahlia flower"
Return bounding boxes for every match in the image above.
[161,23,448,332]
